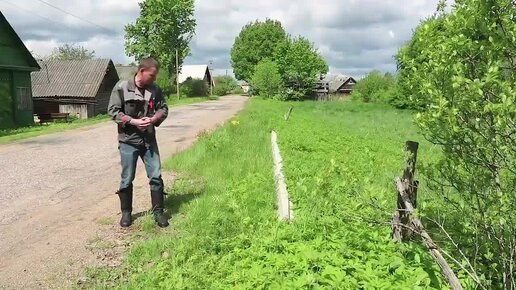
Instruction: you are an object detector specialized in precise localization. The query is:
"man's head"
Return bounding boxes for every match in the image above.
[136,57,160,86]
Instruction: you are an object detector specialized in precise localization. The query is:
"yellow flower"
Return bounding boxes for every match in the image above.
[231,120,240,126]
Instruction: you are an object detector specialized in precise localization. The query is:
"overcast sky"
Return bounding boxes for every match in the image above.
[0,0,441,78]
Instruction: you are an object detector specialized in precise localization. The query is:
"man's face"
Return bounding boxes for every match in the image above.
[139,67,158,85]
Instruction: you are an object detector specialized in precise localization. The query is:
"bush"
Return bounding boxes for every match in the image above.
[250,59,284,99]
[180,78,208,97]
[156,69,174,96]
[351,71,396,103]
[213,76,238,96]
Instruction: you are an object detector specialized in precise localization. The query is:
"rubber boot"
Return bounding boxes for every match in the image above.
[151,190,169,228]
[117,186,133,227]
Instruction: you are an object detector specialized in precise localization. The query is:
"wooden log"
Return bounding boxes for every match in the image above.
[396,141,419,239]
[395,178,464,290]
[392,210,403,242]
[271,131,292,221]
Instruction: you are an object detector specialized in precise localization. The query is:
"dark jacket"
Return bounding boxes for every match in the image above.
[108,79,168,146]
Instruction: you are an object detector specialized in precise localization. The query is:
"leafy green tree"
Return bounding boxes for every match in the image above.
[213,75,238,96]
[351,70,396,103]
[274,36,328,100]
[250,60,284,99]
[125,0,196,75]
[48,43,95,60]
[230,19,287,81]
[393,16,446,109]
[400,0,515,288]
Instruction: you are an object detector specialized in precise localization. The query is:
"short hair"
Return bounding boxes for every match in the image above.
[138,57,160,71]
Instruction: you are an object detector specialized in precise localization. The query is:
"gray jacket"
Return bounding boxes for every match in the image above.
[107,79,168,146]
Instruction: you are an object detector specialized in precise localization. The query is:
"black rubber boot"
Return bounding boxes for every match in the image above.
[117,186,133,227]
[151,190,169,228]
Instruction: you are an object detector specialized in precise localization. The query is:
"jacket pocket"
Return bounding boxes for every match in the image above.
[124,94,145,118]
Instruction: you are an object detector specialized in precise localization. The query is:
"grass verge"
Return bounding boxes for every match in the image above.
[88,98,474,289]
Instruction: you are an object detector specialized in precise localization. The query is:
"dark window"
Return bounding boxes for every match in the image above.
[17,87,32,110]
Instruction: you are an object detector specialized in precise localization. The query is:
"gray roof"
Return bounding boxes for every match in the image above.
[322,74,355,93]
[115,65,137,81]
[31,59,117,98]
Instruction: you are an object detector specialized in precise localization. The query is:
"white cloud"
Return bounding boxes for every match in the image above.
[1,0,441,78]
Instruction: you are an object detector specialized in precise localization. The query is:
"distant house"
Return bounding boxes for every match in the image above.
[178,64,214,88]
[326,74,356,95]
[31,59,119,119]
[0,12,41,128]
[115,64,137,81]
[237,80,250,93]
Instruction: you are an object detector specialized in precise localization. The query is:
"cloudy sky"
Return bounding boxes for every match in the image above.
[0,0,442,78]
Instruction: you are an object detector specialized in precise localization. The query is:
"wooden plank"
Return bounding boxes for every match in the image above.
[271,131,292,221]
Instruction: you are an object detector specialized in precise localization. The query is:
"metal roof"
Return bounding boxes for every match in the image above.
[178,64,211,83]
[31,59,115,99]
[323,74,354,92]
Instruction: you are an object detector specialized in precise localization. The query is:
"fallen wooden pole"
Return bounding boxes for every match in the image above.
[271,131,293,220]
[395,178,463,290]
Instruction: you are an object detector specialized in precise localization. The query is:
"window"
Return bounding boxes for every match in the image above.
[17,87,32,111]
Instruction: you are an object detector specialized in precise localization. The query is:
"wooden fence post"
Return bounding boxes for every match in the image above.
[284,107,293,121]
[392,141,464,290]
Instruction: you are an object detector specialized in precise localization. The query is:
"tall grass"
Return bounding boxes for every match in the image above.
[89,98,470,289]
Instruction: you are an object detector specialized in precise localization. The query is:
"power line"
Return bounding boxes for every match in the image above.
[34,0,116,33]
[0,0,63,27]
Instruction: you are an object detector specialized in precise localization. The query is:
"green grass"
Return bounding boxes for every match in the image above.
[88,98,475,289]
[166,95,219,106]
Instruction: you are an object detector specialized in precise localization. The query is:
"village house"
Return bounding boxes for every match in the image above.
[178,64,214,88]
[31,59,119,119]
[326,74,357,95]
[0,11,40,128]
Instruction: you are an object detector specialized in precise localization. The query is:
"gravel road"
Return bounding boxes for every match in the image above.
[0,95,248,289]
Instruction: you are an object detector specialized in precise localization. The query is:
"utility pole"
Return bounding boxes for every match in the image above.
[176,49,180,100]
[209,59,213,97]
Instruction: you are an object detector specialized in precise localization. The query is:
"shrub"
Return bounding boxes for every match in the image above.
[180,78,208,97]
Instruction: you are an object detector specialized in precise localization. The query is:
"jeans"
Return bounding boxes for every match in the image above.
[119,141,164,193]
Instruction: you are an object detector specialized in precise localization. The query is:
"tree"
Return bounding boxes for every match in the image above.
[393,16,446,109]
[230,19,287,81]
[250,60,284,99]
[48,43,95,60]
[125,0,196,75]
[351,70,396,103]
[274,36,328,99]
[213,75,238,96]
[399,0,515,288]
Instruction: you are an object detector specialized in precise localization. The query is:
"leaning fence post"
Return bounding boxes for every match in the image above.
[284,107,293,121]
[392,141,463,290]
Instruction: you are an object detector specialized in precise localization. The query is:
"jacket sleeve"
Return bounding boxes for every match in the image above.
[108,81,132,126]
[152,87,168,127]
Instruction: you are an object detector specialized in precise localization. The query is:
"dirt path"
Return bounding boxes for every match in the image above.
[0,96,248,289]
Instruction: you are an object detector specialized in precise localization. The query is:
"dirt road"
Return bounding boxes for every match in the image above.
[0,96,248,289]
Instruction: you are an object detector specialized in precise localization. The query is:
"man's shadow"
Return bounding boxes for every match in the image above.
[132,191,200,221]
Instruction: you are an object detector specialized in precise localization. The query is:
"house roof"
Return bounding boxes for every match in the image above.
[115,64,137,80]
[0,12,40,71]
[323,74,356,92]
[31,59,118,99]
[178,64,212,84]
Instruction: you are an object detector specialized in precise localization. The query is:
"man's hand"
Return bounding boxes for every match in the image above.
[130,117,152,131]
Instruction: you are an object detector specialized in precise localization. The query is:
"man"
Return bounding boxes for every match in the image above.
[108,57,169,228]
